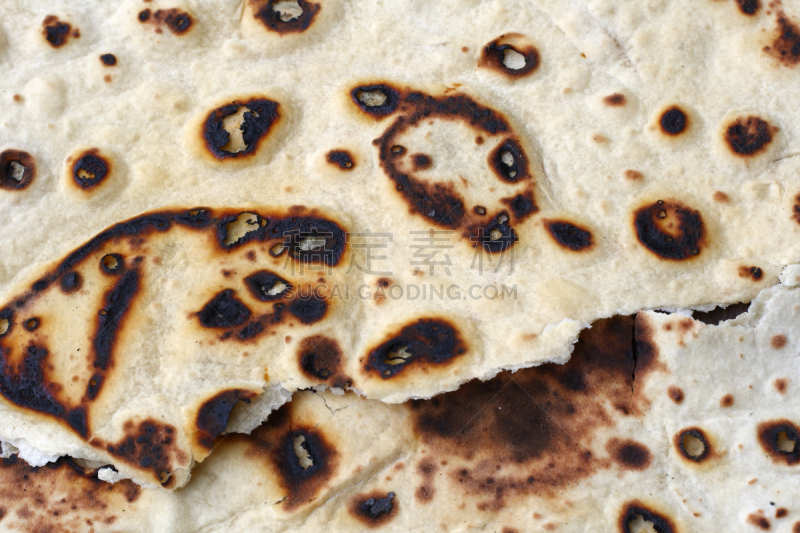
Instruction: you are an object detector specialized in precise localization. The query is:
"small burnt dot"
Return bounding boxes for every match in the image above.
[100,54,117,66]
[772,335,787,349]
[713,191,730,203]
[461,46,468,52]
[474,206,487,216]
[326,150,355,171]
[0,150,36,191]
[776,508,788,518]
[720,394,734,407]
[12,94,22,102]
[748,514,772,531]
[42,15,72,48]
[736,0,761,15]
[725,116,776,156]
[660,107,688,136]
[412,153,433,170]
[475,136,484,145]
[479,34,540,78]
[603,93,626,106]
[624,169,643,181]
[100,253,124,274]
[668,386,684,404]
[138,9,151,22]
[60,272,82,293]
[545,220,593,251]
[24,318,40,332]
[738,266,763,281]
[775,379,788,394]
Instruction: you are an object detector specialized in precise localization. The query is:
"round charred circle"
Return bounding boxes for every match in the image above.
[619,502,676,533]
[489,138,530,183]
[42,15,71,48]
[23,318,40,332]
[288,296,328,324]
[72,151,110,190]
[610,439,652,470]
[138,9,151,22]
[725,116,775,156]
[675,428,711,463]
[100,253,124,274]
[659,107,688,136]
[326,150,355,170]
[633,200,704,261]
[736,0,760,15]
[254,0,321,34]
[412,153,433,170]
[298,335,350,387]
[545,220,593,251]
[202,98,280,161]
[350,84,400,117]
[758,420,800,465]
[0,150,36,190]
[100,53,117,66]
[197,289,252,328]
[154,9,193,34]
[480,34,540,78]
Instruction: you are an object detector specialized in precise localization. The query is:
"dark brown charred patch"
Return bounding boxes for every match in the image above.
[777,508,788,518]
[408,316,659,509]
[415,458,437,503]
[252,0,320,34]
[100,54,117,66]
[748,514,772,530]
[351,84,401,117]
[71,149,110,191]
[377,278,391,288]
[326,150,355,170]
[489,138,530,184]
[242,403,339,511]
[479,34,540,78]
[607,439,652,470]
[545,220,593,251]
[0,344,65,421]
[736,0,761,15]
[659,106,688,136]
[692,302,750,325]
[412,153,433,170]
[721,394,735,407]
[42,15,72,48]
[771,335,787,349]
[195,389,257,449]
[624,170,644,181]
[103,420,178,485]
[758,420,800,465]
[604,93,626,106]
[766,12,800,67]
[288,295,328,324]
[725,116,776,156]
[202,98,280,161]
[197,289,252,328]
[675,428,711,463]
[298,335,351,388]
[244,270,292,301]
[138,9,151,22]
[619,502,676,533]
[775,379,788,393]
[152,9,193,35]
[0,150,36,191]
[365,318,467,379]
[349,491,397,527]
[739,266,763,281]
[633,199,704,261]
[668,386,684,404]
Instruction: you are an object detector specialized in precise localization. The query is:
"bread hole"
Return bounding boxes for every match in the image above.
[0,318,9,336]
[272,0,303,22]
[298,236,326,251]
[8,161,25,182]
[159,471,170,484]
[681,433,705,458]
[489,228,503,241]
[356,89,388,108]
[265,280,288,297]
[101,254,123,273]
[224,212,260,245]
[270,242,286,257]
[384,345,412,370]
[627,514,659,533]
[500,151,517,178]
[777,430,796,453]
[502,48,526,70]
[292,435,313,470]
[76,167,97,182]
[220,107,251,154]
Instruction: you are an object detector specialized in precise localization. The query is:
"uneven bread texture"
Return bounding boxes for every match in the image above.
[2,0,800,490]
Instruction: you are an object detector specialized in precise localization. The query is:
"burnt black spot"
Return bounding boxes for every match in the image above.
[351,84,401,117]
[736,0,760,15]
[740,266,764,281]
[280,220,347,266]
[100,54,117,66]
[489,138,530,183]
[749,514,772,530]
[32,279,48,292]
[725,116,775,156]
[350,491,397,526]
[153,9,193,35]
[42,16,71,48]
[100,254,124,274]
[633,200,704,261]
[197,289,252,328]
[480,35,540,78]
[0,150,36,191]
[60,272,82,293]
[676,428,711,463]
[668,386,684,404]
[412,153,433,170]
[619,503,675,533]
[614,442,651,470]
[94,270,139,374]
[175,208,213,229]
[298,335,351,388]
[604,94,626,106]
[0,344,63,418]
[104,420,177,484]
[326,150,355,170]
[86,374,103,401]
[692,302,750,325]
[244,270,292,302]
[769,13,800,67]
[288,296,327,324]
[254,0,321,34]
[203,98,280,160]
[72,151,110,190]
[659,107,688,136]
[276,426,337,509]
[758,420,800,465]
[365,318,467,379]
[476,212,518,253]
[67,408,88,438]
[23,318,40,332]
[501,192,537,221]
[546,220,593,251]
[138,9,151,22]
[196,389,256,449]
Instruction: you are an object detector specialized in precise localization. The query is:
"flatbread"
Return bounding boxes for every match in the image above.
[6,276,800,531]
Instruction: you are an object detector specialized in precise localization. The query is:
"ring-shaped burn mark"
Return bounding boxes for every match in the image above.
[675,428,711,463]
[0,150,36,191]
[351,84,401,118]
[372,88,538,253]
[633,200,704,261]
[253,0,321,34]
[72,149,110,191]
[202,98,280,161]
[619,502,676,533]
[479,33,540,78]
